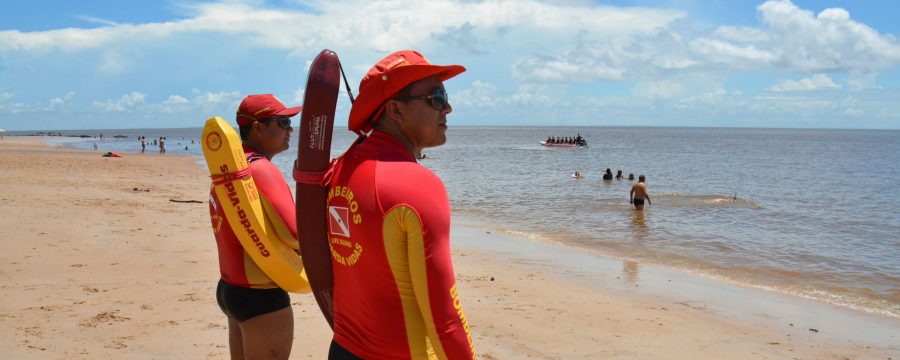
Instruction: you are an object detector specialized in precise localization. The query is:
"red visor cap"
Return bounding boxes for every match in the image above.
[348,50,465,133]
[236,94,302,126]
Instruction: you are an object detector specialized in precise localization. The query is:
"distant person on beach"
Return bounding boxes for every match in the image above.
[628,173,634,181]
[325,50,475,359]
[93,142,97,150]
[630,175,651,211]
[140,136,146,153]
[207,94,302,360]
[573,170,584,179]
[159,137,166,154]
[616,170,624,180]
[603,168,613,180]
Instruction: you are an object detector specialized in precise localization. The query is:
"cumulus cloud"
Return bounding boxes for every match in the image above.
[92,92,146,112]
[713,0,900,72]
[190,90,243,113]
[0,0,684,55]
[769,73,841,92]
[512,0,900,83]
[49,91,75,108]
[0,0,897,129]
[164,95,188,104]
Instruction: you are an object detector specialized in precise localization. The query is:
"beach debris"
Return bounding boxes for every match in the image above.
[132,187,150,192]
[808,328,819,333]
[169,199,203,203]
[80,311,131,327]
[490,276,495,281]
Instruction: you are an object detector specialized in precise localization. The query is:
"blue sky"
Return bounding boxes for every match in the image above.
[1,0,899,130]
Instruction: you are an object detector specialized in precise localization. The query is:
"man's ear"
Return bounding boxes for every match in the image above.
[384,100,403,125]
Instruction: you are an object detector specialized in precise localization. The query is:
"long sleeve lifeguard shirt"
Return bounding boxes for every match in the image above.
[326,131,475,360]
[208,146,299,289]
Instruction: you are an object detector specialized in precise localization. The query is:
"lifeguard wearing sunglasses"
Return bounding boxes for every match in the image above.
[325,50,475,360]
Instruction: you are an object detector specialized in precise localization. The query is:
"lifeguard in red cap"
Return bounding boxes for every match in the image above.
[208,94,301,360]
[325,50,475,359]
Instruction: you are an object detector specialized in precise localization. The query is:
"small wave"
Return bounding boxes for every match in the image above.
[653,193,762,208]
[503,229,553,242]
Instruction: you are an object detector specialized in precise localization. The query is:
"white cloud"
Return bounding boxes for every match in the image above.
[511,0,900,84]
[0,0,684,54]
[290,88,306,108]
[190,90,243,114]
[49,91,75,108]
[750,0,900,71]
[711,26,770,43]
[769,73,841,92]
[77,16,120,27]
[455,80,499,108]
[164,95,188,104]
[159,95,190,114]
[689,38,776,64]
[92,92,146,112]
[0,0,898,129]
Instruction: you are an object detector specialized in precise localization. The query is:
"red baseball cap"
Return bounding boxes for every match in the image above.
[348,50,465,133]
[236,94,302,126]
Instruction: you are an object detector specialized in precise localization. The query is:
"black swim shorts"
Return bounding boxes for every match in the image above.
[216,279,289,322]
[633,199,645,206]
[328,339,364,360]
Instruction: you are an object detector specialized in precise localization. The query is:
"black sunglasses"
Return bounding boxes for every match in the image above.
[394,89,448,111]
[259,117,292,130]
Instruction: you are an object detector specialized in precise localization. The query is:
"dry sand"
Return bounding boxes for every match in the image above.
[0,137,895,359]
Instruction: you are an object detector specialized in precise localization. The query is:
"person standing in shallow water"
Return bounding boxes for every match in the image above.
[630,175,651,211]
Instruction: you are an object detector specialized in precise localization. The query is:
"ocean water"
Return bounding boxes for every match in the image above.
[56,126,900,317]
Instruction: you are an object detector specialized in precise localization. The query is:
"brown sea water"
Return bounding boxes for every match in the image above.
[58,126,900,318]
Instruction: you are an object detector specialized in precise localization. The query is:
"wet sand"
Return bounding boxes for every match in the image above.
[0,137,895,359]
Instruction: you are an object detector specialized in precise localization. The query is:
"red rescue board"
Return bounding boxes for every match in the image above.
[295,49,341,328]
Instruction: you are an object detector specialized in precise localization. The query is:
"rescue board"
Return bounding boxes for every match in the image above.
[295,49,341,328]
[201,116,311,293]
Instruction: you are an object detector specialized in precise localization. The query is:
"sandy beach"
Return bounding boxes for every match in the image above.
[0,137,895,359]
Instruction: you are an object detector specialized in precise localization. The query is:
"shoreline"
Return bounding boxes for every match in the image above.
[1,137,896,359]
[451,223,898,350]
[454,214,899,320]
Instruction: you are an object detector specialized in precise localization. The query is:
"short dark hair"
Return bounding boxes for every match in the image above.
[639,175,646,181]
[239,123,253,141]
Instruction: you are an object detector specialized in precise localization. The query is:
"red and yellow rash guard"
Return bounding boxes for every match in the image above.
[327,131,475,360]
[208,146,299,289]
